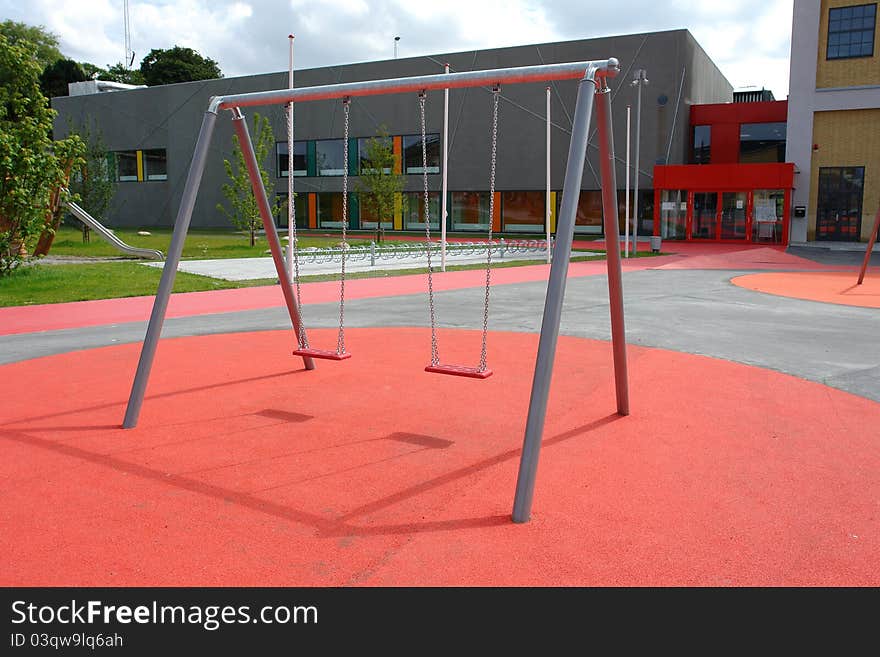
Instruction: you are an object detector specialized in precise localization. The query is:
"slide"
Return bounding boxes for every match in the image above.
[66,201,164,260]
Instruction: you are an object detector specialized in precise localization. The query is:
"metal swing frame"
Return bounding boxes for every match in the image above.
[121,57,629,525]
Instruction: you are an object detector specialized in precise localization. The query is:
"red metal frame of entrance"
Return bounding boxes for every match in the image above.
[652,162,795,246]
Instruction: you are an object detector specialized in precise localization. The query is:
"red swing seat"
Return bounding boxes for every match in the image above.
[425,364,493,379]
[293,348,351,361]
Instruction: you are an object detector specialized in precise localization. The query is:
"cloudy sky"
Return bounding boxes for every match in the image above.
[3,0,794,98]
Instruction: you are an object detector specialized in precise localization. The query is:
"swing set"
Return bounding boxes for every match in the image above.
[286,86,501,375]
[122,57,629,523]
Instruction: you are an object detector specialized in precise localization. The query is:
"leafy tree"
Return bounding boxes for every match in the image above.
[33,120,115,254]
[80,62,107,80]
[103,62,145,85]
[355,127,403,243]
[0,20,62,70]
[0,34,83,275]
[139,46,222,86]
[217,112,279,246]
[39,58,87,98]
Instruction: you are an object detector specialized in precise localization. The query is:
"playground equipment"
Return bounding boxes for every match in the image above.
[857,203,879,285]
[65,199,164,260]
[289,98,352,361]
[420,87,499,379]
[122,58,629,524]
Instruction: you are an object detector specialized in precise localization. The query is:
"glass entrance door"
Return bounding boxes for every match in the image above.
[817,167,864,241]
[721,192,748,240]
[692,192,717,239]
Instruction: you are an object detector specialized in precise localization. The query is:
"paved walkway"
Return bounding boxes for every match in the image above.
[142,245,585,281]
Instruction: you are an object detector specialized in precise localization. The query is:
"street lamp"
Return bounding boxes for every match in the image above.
[630,69,648,256]
[394,36,400,59]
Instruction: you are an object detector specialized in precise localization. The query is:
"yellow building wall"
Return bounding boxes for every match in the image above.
[808,108,880,240]
[816,0,880,88]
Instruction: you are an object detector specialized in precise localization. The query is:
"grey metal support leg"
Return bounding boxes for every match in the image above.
[230,108,315,373]
[511,71,598,523]
[123,110,219,429]
[595,84,630,416]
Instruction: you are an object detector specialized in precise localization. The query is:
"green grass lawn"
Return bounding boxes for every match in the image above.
[0,262,263,306]
[2,226,662,307]
[46,226,386,260]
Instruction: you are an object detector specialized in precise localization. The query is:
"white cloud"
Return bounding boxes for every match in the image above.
[0,0,793,97]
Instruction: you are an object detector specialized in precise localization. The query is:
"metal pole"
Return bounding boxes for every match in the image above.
[441,63,449,272]
[213,59,620,112]
[546,86,552,264]
[625,104,631,258]
[286,34,295,283]
[632,70,646,256]
[595,84,630,416]
[633,80,641,256]
[512,70,598,523]
[122,110,218,429]
[857,204,880,284]
[231,108,315,372]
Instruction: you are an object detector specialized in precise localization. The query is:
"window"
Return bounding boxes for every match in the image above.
[827,4,876,59]
[115,150,138,181]
[317,192,345,228]
[693,125,711,164]
[502,191,546,232]
[451,191,490,230]
[275,193,309,229]
[142,149,167,181]
[277,141,308,177]
[315,140,345,176]
[403,192,440,230]
[739,122,786,163]
[571,191,604,234]
[358,136,393,174]
[402,134,440,174]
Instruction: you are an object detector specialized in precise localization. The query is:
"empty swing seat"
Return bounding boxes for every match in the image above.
[425,364,493,379]
[293,348,352,361]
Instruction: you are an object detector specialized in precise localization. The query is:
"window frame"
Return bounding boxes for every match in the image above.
[142,148,167,181]
[402,133,441,174]
[826,3,876,60]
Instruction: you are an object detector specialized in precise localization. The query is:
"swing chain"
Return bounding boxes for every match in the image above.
[286,102,308,350]
[337,97,351,355]
[419,91,440,366]
[479,86,500,372]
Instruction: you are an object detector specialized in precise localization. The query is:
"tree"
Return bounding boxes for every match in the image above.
[139,46,222,86]
[0,20,62,71]
[103,62,145,85]
[79,62,107,80]
[0,34,83,275]
[33,120,115,255]
[355,127,403,243]
[39,58,87,98]
[217,112,279,246]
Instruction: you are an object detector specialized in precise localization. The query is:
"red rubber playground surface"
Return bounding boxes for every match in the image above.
[731,271,880,308]
[2,327,879,586]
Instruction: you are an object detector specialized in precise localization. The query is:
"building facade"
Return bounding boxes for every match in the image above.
[787,0,880,243]
[652,98,794,245]
[52,30,732,236]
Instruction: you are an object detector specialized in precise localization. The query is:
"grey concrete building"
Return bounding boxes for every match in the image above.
[53,29,731,235]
